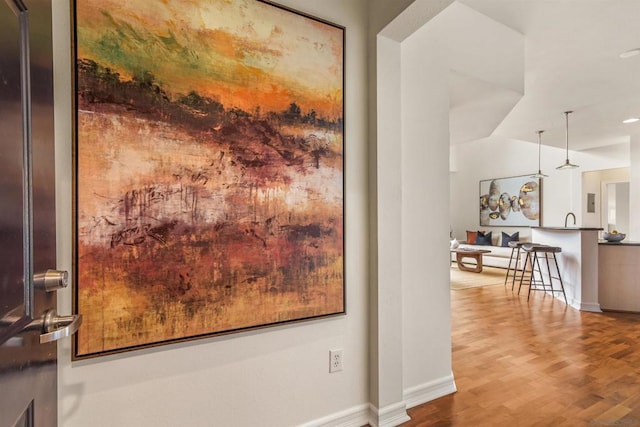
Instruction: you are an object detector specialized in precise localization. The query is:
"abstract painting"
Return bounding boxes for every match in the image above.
[479,175,540,227]
[72,0,345,358]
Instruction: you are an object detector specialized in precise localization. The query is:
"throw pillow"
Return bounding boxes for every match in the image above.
[501,231,520,247]
[466,230,477,244]
[476,231,492,246]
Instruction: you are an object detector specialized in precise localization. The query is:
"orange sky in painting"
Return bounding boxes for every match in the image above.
[76,0,343,119]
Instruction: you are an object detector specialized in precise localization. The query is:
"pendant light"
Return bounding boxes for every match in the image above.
[556,110,579,170]
[531,130,548,179]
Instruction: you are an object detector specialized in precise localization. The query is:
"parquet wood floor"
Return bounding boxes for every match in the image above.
[401,283,640,426]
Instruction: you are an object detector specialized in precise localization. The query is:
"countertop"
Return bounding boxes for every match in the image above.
[598,240,640,246]
[531,226,604,231]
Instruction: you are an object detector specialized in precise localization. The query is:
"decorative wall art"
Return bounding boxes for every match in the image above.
[72,0,345,358]
[479,175,541,227]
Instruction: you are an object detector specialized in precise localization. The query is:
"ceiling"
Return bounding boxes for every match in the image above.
[449,0,640,152]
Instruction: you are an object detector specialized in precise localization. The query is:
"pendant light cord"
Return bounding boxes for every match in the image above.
[564,110,575,162]
[532,130,548,178]
[556,110,579,169]
[537,130,543,172]
[565,111,571,158]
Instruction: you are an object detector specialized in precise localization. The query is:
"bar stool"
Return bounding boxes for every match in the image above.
[519,244,567,304]
[504,241,526,290]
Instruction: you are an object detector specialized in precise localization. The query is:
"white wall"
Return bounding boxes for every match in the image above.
[370,34,406,420]
[450,138,629,239]
[53,1,374,426]
[367,2,417,415]
[373,1,471,421]
[400,23,452,397]
[630,135,640,241]
[614,183,630,234]
[451,138,569,240]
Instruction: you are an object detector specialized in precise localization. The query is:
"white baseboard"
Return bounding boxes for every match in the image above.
[302,401,411,427]
[568,296,602,313]
[368,401,411,427]
[403,373,457,409]
[301,374,456,427]
[300,404,370,427]
[578,301,602,312]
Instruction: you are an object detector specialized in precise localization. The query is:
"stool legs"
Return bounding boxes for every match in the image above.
[550,252,568,304]
[517,251,532,294]
[526,251,567,304]
[504,246,521,289]
[526,251,545,300]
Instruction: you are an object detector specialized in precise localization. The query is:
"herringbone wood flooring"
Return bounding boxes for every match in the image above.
[401,283,640,426]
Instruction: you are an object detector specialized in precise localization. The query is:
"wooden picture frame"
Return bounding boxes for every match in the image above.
[72,0,345,359]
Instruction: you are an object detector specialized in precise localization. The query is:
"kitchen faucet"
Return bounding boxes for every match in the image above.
[564,212,576,227]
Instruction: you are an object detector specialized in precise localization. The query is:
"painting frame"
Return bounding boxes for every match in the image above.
[479,175,541,227]
[71,0,346,359]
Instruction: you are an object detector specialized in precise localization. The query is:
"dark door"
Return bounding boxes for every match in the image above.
[1,1,80,426]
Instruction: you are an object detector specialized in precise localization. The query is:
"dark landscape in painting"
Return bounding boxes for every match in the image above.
[74,0,344,357]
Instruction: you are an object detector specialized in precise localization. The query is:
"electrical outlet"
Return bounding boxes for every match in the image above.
[329,349,343,373]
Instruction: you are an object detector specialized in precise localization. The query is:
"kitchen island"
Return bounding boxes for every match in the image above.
[531,227,603,312]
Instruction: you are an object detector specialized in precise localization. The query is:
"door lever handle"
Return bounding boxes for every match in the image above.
[39,310,82,344]
[24,309,83,344]
[1,310,82,343]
